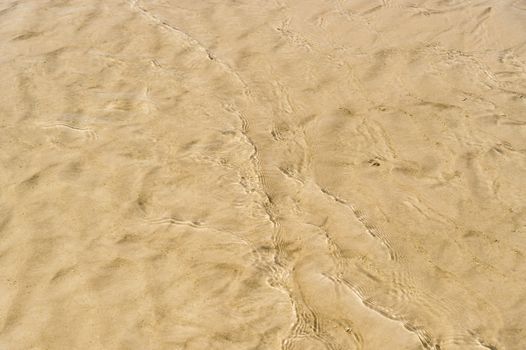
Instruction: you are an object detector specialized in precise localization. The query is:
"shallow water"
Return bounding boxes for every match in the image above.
[1,0,526,349]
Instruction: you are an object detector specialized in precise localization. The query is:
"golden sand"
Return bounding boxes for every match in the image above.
[1,0,526,349]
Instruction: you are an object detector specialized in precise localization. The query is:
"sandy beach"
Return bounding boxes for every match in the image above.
[1,0,526,349]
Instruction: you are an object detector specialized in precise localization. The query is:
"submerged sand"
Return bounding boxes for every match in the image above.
[1,0,526,349]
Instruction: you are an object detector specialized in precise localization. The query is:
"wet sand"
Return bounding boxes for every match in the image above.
[1,0,526,349]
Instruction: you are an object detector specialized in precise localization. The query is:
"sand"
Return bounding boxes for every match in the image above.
[1,0,525,349]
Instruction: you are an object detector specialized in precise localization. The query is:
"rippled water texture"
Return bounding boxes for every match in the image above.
[1,0,526,349]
